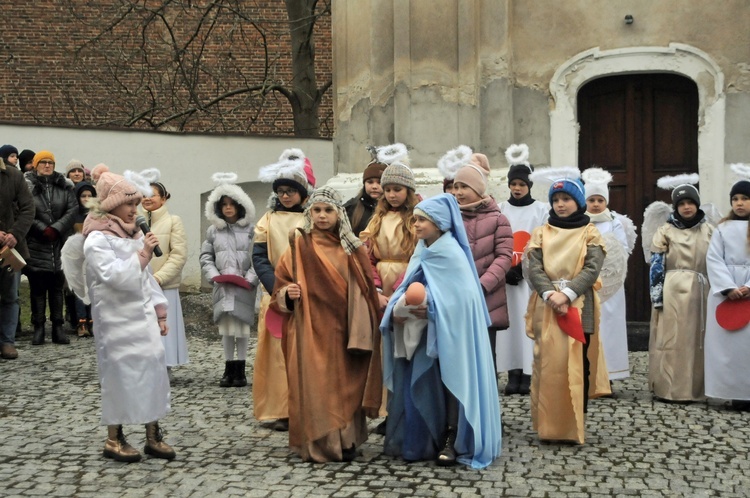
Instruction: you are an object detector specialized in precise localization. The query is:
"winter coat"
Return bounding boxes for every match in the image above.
[72,181,96,233]
[344,191,378,237]
[200,182,259,326]
[460,198,513,329]
[24,170,77,273]
[0,160,35,259]
[143,205,187,290]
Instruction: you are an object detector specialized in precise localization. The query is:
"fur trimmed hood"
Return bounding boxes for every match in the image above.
[25,170,75,193]
[204,182,256,229]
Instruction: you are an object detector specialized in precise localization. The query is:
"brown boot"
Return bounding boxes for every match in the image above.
[103,425,142,463]
[144,422,176,460]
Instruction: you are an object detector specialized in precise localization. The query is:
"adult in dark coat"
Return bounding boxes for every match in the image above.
[23,151,77,345]
[0,158,35,359]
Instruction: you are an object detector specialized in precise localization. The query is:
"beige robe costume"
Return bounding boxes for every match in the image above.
[649,222,712,401]
[273,230,382,462]
[360,210,414,416]
[525,223,610,444]
[253,210,304,421]
[360,211,412,297]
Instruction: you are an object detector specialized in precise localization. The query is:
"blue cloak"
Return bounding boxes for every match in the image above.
[380,194,502,469]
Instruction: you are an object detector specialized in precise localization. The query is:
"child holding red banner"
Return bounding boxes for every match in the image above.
[200,172,259,388]
[525,166,610,444]
[705,164,750,410]
[497,144,549,395]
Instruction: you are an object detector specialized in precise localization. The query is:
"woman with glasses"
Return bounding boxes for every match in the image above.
[24,151,77,345]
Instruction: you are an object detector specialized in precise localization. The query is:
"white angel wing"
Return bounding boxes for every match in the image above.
[701,203,723,227]
[613,212,637,254]
[641,201,672,263]
[598,232,628,303]
[61,234,90,305]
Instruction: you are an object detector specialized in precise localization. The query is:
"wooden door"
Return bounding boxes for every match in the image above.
[578,74,698,323]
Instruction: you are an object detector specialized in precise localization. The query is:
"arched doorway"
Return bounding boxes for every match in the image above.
[577,74,699,322]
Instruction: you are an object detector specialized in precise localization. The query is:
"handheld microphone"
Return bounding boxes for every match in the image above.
[135,216,163,257]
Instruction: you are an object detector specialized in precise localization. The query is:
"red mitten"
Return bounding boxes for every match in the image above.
[42,227,59,242]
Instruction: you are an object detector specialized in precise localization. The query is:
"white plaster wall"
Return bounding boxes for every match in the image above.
[0,124,333,289]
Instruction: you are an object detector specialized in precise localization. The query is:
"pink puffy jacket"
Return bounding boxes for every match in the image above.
[460,198,513,329]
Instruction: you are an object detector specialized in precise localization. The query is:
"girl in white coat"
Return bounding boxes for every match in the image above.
[61,167,175,463]
[705,168,750,410]
[582,168,634,385]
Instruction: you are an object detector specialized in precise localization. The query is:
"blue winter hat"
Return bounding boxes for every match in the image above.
[549,178,586,209]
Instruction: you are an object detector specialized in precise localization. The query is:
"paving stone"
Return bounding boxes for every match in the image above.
[2,335,750,496]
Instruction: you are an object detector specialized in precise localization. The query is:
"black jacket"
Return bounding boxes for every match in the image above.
[344,190,378,237]
[24,171,77,273]
[0,161,35,259]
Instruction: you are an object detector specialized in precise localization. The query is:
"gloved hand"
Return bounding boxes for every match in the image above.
[506,264,524,286]
[42,226,59,242]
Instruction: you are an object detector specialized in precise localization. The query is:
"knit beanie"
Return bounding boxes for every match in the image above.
[529,166,586,209]
[549,178,587,209]
[727,163,750,200]
[0,144,18,162]
[32,150,55,169]
[18,149,35,169]
[259,148,315,199]
[454,153,491,196]
[363,162,387,183]
[507,164,534,187]
[581,167,613,204]
[377,143,415,190]
[657,173,701,207]
[66,159,85,176]
[96,170,151,212]
[91,163,110,185]
[381,163,416,190]
[75,181,97,200]
[730,181,750,200]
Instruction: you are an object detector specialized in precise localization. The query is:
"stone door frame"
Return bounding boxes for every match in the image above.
[549,43,726,203]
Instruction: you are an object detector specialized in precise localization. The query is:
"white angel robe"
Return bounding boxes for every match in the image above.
[497,200,548,373]
[705,220,750,401]
[84,231,171,426]
[592,215,630,380]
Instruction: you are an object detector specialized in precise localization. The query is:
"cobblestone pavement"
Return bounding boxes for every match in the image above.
[2,333,750,497]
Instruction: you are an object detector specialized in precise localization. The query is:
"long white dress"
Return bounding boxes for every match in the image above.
[705,220,750,401]
[497,200,548,374]
[592,215,630,380]
[84,231,171,426]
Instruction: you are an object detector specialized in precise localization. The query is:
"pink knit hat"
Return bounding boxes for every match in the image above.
[96,170,151,212]
[91,163,110,185]
[454,153,491,196]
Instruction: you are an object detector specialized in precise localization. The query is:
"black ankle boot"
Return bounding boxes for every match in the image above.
[436,427,458,466]
[232,360,247,387]
[51,323,70,344]
[504,369,522,395]
[219,361,233,387]
[518,374,531,395]
[32,324,45,346]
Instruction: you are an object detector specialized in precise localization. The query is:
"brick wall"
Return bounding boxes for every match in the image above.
[0,1,332,138]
